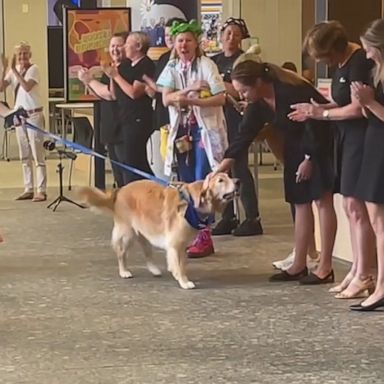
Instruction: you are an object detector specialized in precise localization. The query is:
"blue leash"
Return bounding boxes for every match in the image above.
[24,121,169,187]
[21,118,210,230]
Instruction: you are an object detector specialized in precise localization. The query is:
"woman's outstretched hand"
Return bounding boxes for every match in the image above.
[288,98,325,122]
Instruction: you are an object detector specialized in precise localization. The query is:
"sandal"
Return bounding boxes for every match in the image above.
[32,192,47,202]
[328,271,354,293]
[15,191,34,200]
[334,275,375,299]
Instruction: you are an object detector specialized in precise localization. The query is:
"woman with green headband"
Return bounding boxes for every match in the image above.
[157,20,227,258]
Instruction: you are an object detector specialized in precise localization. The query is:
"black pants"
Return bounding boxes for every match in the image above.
[107,143,125,188]
[115,121,154,185]
[222,109,260,221]
[222,149,260,221]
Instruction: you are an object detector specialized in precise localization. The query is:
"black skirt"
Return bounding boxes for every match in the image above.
[333,122,367,197]
[355,123,384,203]
[283,131,335,205]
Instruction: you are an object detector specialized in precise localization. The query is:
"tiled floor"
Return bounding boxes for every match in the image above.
[0,155,383,384]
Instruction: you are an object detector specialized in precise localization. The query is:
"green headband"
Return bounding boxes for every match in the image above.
[170,20,203,38]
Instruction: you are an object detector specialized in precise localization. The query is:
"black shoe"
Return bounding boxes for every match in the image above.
[350,297,384,312]
[233,219,263,237]
[269,267,308,282]
[299,270,335,285]
[212,218,238,236]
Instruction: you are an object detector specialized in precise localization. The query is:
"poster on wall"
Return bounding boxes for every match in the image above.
[134,0,199,60]
[64,7,131,102]
[201,0,223,56]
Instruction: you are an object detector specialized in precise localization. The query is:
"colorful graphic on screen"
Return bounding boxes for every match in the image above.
[64,8,131,101]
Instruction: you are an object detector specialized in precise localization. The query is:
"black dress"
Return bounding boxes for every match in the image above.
[225,80,334,204]
[355,81,384,203]
[331,49,373,196]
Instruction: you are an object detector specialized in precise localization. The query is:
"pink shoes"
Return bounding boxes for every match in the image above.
[187,228,215,258]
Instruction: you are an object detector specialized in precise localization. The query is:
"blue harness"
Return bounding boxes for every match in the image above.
[7,108,211,229]
[174,185,213,230]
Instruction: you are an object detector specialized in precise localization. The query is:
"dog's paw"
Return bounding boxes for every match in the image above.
[147,263,162,277]
[179,280,195,290]
[119,270,133,279]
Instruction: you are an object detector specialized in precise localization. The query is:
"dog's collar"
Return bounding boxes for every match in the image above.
[171,184,212,230]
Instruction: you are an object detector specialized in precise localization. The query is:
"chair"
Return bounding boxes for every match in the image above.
[68,116,94,190]
[1,126,15,161]
[1,101,14,161]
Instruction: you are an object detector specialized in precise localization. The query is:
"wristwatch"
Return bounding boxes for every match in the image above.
[322,109,330,120]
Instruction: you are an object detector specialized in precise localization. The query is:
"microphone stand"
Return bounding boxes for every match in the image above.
[47,149,85,212]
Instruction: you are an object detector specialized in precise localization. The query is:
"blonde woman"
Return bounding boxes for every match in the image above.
[0,42,47,202]
[157,20,227,258]
[350,18,384,310]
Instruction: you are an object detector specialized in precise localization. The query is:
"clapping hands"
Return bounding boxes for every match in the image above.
[351,81,375,106]
[102,61,118,79]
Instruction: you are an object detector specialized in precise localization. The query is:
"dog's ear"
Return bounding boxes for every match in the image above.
[183,182,207,209]
[202,174,210,191]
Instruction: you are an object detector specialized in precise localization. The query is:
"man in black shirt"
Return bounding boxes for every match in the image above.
[211,18,263,236]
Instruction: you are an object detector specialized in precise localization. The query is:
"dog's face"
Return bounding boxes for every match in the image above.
[205,173,239,208]
[187,173,239,214]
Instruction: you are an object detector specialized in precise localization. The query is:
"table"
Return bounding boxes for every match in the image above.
[55,102,105,189]
[55,103,94,140]
[48,97,65,133]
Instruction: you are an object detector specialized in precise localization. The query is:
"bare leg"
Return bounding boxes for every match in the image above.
[285,203,313,274]
[329,198,359,292]
[313,192,337,278]
[361,203,384,306]
[336,198,376,298]
[307,216,318,259]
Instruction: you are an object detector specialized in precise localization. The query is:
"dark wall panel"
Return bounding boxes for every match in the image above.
[328,0,381,43]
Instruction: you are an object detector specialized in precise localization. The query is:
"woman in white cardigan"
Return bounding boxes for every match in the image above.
[157,20,227,258]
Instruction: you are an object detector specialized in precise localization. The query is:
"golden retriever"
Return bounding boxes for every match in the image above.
[77,173,238,289]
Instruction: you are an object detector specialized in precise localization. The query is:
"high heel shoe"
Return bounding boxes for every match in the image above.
[334,275,375,299]
[328,271,354,293]
[350,297,384,312]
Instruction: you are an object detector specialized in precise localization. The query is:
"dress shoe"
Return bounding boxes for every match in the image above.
[32,192,47,202]
[212,218,238,236]
[300,270,335,285]
[350,297,384,312]
[269,267,308,282]
[233,219,263,236]
[15,191,34,200]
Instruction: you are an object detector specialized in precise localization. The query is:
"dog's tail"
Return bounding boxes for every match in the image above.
[77,187,117,214]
